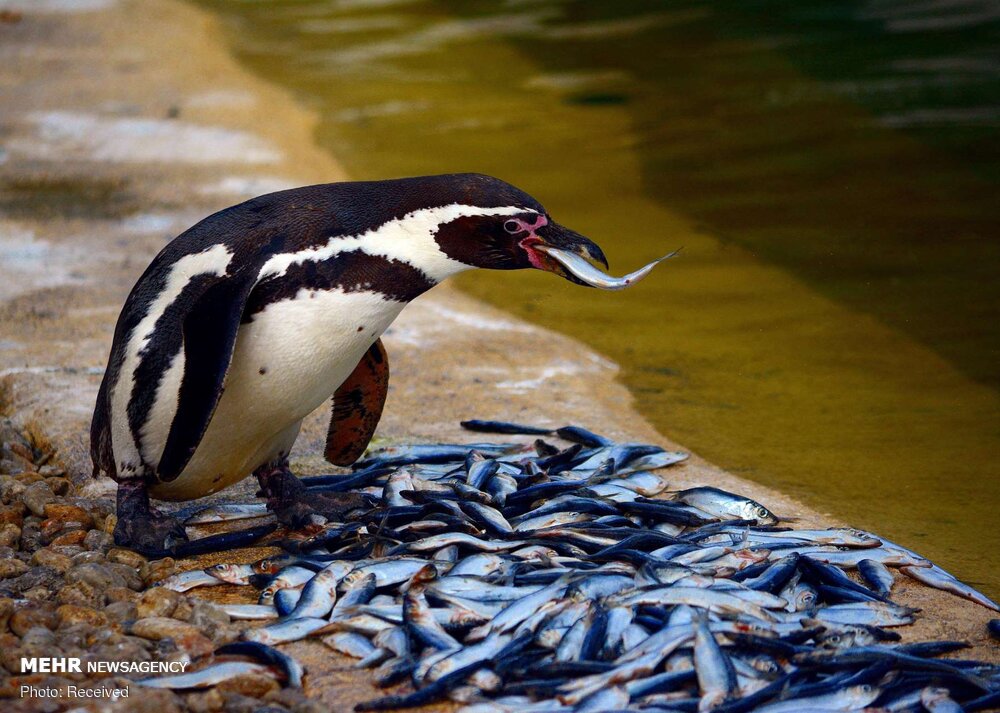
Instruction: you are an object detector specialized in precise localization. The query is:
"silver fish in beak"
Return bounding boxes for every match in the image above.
[535,245,679,290]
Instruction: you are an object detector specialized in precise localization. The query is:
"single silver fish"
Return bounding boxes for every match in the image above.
[322,631,377,659]
[857,558,895,597]
[806,601,917,627]
[753,684,880,713]
[243,617,330,645]
[136,661,275,689]
[219,604,279,621]
[288,565,340,619]
[672,486,780,525]
[536,244,678,290]
[900,564,1000,612]
[183,502,270,525]
[693,614,737,711]
[157,569,226,593]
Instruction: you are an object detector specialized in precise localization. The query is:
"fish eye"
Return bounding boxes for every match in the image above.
[757,507,769,518]
[828,635,841,644]
[504,220,521,234]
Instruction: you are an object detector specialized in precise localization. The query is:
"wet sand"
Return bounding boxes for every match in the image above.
[0,0,995,708]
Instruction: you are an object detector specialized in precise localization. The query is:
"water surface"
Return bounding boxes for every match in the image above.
[195,0,1000,595]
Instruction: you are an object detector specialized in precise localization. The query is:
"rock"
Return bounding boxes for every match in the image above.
[209,622,242,646]
[49,529,88,547]
[171,597,193,622]
[20,481,55,517]
[107,561,143,590]
[104,600,137,624]
[190,600,230,633]
[0,559,29,579]
[56,579,105,609]
[22,585,54,602]
[82,528,113,552]
[31,548,72,573]
[9,607,57,636]
[0,597,13,630]
[0,503,24,527]
[18,520,43,552]
[0,477,25,505]
[56,604,109,629]
[130,617,213,657]
[141,557,175,586]
[43,503,93,528]
[45,477,71,496]
[186,688,226,713]
[106,547,146,569]
[216,673,280,699]
[105,586,138,603]
[0,523,19,548]
[135,588,180,618]
[66,562,127,590]
[70,551,106,566]
[5,565,60,594]
[0,420,29,449]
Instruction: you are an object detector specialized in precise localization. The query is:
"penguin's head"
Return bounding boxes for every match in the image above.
[428,174,609,284]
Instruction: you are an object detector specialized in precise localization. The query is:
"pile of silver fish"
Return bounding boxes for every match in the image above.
[151,420,1000,712]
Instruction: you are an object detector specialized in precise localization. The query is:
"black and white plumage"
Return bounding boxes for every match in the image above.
[90,174,607,552]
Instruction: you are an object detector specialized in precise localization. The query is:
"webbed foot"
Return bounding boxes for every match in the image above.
[113,479,189,556]
[255,462,370,528]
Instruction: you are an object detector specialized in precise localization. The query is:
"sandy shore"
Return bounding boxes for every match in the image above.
[0,0,996,707]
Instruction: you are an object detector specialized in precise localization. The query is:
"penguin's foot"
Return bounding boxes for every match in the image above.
[255,463,370,528]
[113,479,188,556]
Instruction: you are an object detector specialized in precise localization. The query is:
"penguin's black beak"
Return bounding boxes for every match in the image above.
[526,222,609,284]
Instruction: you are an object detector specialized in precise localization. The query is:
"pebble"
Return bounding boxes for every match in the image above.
[216,673,281,699]
[49,528,88,547]
[14,470,43,485]
[131,617,215,657]
[106,585,139,603]
[142,557,177,586]
[20,481,55,516]
[0,477,25,504]
[105,600,138,623]
[57,579,105,609]
[56,604,110,628]
[5,565,61,595]
[83,528,113,551]
[108,547,148,568]
[0,558,29,579]
[32,548,73,573]
[0,523,20,548]
[0,598,12,628]
[66,562,128,590]
[46,477,71,496]
[0,503,25,526]
[9,607,58,636]
[137,587,181,618]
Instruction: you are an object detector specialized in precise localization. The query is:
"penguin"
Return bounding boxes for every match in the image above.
[90,173,609,554]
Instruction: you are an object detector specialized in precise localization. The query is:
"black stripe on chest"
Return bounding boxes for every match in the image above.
[125,273,220,453]
[242,250,436,321]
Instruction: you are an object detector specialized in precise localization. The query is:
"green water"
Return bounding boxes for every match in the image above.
[195,0,1000,596]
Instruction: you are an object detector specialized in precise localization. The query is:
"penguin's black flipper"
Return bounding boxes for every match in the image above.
[325,338,389,466]
[157,277,257,481]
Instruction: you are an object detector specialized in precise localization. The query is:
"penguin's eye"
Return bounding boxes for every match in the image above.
[503,220,521,234]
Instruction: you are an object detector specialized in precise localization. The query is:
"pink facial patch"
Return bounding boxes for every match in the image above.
[516,215,550,270]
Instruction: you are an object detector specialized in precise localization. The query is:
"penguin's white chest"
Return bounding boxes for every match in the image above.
[150,289,404,499]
